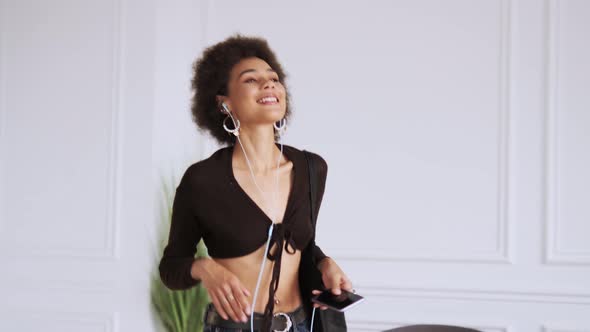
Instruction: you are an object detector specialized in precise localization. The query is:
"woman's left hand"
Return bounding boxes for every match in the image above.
[311,257,353,310]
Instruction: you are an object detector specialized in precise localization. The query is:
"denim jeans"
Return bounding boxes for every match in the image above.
[203,303,312,332]
[203,317,311,332]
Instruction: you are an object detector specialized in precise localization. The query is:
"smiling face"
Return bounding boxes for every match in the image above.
[217,57,287,126]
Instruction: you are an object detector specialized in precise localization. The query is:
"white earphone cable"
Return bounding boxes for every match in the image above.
[227,110,316,331]
[230,113,281,331]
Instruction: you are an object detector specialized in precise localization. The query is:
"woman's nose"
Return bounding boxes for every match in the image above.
[263,78,276,89]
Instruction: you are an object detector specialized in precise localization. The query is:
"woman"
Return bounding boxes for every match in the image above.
[159,34,353,332]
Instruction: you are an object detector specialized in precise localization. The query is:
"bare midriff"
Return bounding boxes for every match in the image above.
[213,242,303,314]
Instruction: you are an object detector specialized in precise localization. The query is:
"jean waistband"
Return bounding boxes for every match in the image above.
[204,302,308,331]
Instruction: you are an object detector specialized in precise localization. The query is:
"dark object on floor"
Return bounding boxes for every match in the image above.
[382,324,483,332]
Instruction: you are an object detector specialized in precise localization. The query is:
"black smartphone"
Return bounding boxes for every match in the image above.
[311,289,365,312]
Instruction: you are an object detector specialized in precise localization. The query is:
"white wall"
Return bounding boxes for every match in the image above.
[197,0,590,331]
[1,0,589,331]
[0,0,158,331]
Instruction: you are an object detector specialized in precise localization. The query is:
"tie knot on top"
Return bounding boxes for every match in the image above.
[266,223,297,261]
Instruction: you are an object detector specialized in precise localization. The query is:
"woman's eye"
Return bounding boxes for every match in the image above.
[244,77,280,83]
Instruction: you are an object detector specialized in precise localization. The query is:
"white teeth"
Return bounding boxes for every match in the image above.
[258,96,278,103]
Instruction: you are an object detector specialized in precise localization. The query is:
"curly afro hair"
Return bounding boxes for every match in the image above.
[190,33,292,146]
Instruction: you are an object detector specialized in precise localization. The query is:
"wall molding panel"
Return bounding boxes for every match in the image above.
[330,0,513,265]
[0,0,123,260]
[543,0,590,266]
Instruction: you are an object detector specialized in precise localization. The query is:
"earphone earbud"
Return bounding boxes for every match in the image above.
[221,102,230,114]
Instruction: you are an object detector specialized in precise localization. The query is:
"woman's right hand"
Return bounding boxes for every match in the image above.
[192,258,252,323]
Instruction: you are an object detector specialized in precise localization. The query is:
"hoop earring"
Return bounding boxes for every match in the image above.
[223,115,240,136]
[273,118,287,132]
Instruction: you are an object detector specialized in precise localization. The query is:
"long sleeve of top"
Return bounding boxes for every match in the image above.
[158,172,202,290]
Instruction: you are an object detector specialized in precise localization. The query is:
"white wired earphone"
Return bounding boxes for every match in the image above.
[222,103,317,332]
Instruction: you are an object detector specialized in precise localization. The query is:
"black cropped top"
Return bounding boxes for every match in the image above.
[158,143,329,320]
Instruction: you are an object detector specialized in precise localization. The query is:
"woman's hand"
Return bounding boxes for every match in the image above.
[311,257,353,310]
[193,258,252,323]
